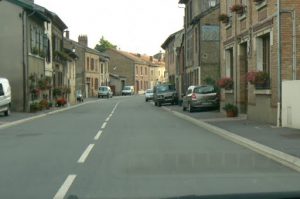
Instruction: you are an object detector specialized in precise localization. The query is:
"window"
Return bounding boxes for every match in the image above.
[187,1,193,25]
[95,78,98,90]
[136,66,138,74]
[145,68,147,75]
[257,34,270,74]
[87,57,90,71]
[101,63,104,73]
[226,0,233,16]
[140,67,143,75]
[91,58,94,71]
[30,25,47,57]
[195,28,198,52]
[225,48,234,78]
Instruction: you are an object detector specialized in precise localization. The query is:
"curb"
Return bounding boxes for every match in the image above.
[0,99,101,130]
[162,107,300,172]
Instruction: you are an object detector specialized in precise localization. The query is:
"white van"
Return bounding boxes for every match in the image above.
[0,78,11,116]
[121,85,134,96]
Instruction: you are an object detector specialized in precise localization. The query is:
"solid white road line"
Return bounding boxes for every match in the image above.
[53,174,77,199]
[94,130,103,140]
[101,122,107,129]
[77,144,95,163]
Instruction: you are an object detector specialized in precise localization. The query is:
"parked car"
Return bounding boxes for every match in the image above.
[98,86,113,98]
[122,86,134,96]
[0,78,11,116]
[182,85,219,112]
[153,83,178,107]
[145,89,153,102]
[76,90,84,102]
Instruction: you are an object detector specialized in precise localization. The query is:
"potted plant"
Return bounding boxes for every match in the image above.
[223,103,238,117]
[218,77,233,90]
[230,4,245,14]
[218,14,229,24]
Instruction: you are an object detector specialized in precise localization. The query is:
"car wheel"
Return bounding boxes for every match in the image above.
[146,99,148,102]
[4,106,10,116]
[158,102,161,107]
[182,106,186,111]
[107,94,109,98]
[154,102,157,106]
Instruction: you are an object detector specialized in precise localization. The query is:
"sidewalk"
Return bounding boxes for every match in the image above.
[165,105,300,158]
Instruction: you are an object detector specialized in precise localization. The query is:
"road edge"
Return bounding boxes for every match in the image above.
[162,107,300,172]
[0,100,100,130]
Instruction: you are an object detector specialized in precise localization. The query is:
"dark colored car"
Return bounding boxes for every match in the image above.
[182,85,219,112]
[153,83,178,107]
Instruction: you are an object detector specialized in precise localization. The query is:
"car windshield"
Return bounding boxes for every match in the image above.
[194,86,215,94]
[99,87,107,91]
[2,0,300,199]
[157,85,175,93]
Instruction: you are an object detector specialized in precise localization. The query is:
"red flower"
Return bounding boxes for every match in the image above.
[218,77,233,90]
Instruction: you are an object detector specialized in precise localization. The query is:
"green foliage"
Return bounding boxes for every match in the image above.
[203,77,216,86]
[30,102,41,112]
[223,103,238,113]
[94,36,117,52]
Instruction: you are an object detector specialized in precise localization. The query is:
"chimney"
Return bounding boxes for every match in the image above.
[137,53,141,57]
[149,56,153,62]
[78,35,88,47]
[65,30,70,39]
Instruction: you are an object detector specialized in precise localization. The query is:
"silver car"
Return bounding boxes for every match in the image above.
[145,89,153,102]
[182,85,219,112]
[98,86,113,98]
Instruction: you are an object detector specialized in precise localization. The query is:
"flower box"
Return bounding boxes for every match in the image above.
[219,14,229,24]
[218,77,233,90]
[230,4,245,14]
[247,71,270,90]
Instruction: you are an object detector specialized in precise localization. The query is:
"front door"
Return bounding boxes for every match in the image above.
[239,43,248,113]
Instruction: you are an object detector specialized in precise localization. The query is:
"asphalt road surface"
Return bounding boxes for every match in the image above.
[0,96,300,199]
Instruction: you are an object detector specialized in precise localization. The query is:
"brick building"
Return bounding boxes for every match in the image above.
[220,0,300,124]
[179,0,220,92]
[106,49,150,93]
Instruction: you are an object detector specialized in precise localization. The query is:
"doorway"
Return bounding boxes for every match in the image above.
[239,42,248,113]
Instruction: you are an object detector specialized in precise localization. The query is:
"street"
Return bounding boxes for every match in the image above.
[0,96,300,199]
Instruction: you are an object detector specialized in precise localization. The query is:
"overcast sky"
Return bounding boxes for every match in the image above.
[34,0,184,55]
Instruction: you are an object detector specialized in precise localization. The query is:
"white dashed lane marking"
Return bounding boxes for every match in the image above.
[53,175,76,199]
[77,144,95,163]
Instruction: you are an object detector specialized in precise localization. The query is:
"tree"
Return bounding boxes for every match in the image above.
[94,36,117,52]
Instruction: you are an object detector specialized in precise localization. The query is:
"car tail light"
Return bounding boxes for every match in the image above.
[192,93,197,101]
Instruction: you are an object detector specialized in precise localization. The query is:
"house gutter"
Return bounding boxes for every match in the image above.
[22,10,29,112]
[277,0,282,127]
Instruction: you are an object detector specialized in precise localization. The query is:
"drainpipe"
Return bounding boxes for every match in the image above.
[22,10,29,112]
[277,0,282,127]
[292,10,296,80]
